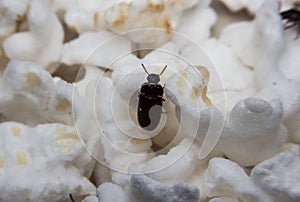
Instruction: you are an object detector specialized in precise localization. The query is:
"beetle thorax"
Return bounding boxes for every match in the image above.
[147,74,160,83]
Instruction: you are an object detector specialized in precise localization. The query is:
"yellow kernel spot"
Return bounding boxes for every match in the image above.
[121,164,127,171]
[62,148,72,154]
[16,152,28,165]
[130,138,146,145]
[76,185,83,192]
[0,155,3,168]
[147,0,165,12]
[117,142,125,148]
[56,129,78,147]
[177,66,184,71]
[169,0,183,6]
[56,126,67,134]
[182,73,188,79]
[94,12,99,27]
[70,26,78,33]
[11,126,21,136]
[26,72,40,87]
[163,15,172,32]
[55,99,70,112]
[113,3,128,26]
[202,86,212,106]
[191,86,200,99]
[176,76,185,87]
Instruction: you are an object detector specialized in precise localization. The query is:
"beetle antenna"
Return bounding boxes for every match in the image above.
[141,64,149,75]
[159,65,167,76]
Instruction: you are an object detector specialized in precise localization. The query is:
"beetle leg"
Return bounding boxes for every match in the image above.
[69,194,75,202]
[283,18,296,29]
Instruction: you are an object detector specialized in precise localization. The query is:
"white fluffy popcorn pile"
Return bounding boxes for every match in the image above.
[1,0,300,201]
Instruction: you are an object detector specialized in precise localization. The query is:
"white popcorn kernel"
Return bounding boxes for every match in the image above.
[251,150,300,202]
[82,195,99,202]
[64,0,106,33]
[219,0,264,14]
[3,0,64,70]
[203,157,272,201]
[129,174,200,202]
[172,6,217,49]
[96,76,152,172]
[0,122,96,202]
[62,31,131,67]
[220,98,288,166]
[104,0,183,46]
[97,182,130,202]
[0,0,30,37]
[135,138,200,184]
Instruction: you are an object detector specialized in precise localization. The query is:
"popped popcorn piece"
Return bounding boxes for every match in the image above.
[0,0,30,37]
[129,174,200,202]
[285,113,300,143]
[0,122,96,202]
[0,60,101,176]
[2,0,64,70]
[104,0,183,46]
[75,65,105,98]
[96,76,152,172]
[0,60,73,125]
[131,138,201,184]
[251,150,300,202]
[203,157,272,201]
[208,197,238,202]
[63,0,106,33]
[220,0,282,70]
[219,0,297,14]
[62,31,131,67]
[82,195,99,202]
[172,5,217,49]
[164,61,226,159]
[220,0,300,122]
[219,0,263,14]
[97,182,130,202]
[220,98,288,166]
[180,38,256,116]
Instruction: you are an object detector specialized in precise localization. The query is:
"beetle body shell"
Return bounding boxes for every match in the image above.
[138,82,164,131]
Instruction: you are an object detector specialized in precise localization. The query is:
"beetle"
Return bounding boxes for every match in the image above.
[280,8,300,39]
[137,64,167,131]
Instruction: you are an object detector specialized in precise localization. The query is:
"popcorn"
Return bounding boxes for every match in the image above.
[219,0,264,14]
[219,98,288,166]
[0,60,73,125]
[203,157,272,201]
[1,0,300,201]
[0,122,96,201]
[0,60,101,201]
[96,76,152,172]
[131,138,201,184]
[97,182,130,202]
[251,150,300,201]
[172,4,217,49]
[63,0,106,33]
[62,30,131,67]
[104,0,184,46]
[129,174,200,202]
[218,0,299,14]
[2,0,64,70]
[0,0,30,37]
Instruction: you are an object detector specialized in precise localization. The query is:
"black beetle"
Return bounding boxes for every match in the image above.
[280,8,300,39]
[137,64,167,131]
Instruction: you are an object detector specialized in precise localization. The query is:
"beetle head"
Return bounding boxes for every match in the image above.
[147,74,160,83]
